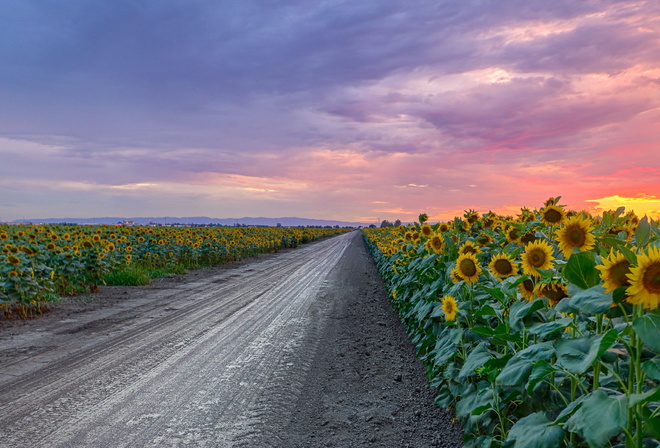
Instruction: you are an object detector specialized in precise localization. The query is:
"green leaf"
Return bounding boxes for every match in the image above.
[506,412,565,448]
[635,216,651,247]
[456,383,494,419]
[633,312,660,352]
[555,329,618,374]
[433,333,458,366]
[509,299,545,331]
[474,304,499,317]
[563,251,600,289]
[643,356,660,380]
[518,341,556,361]
[565,389,628,448]
[628,387,660,407]
[496,357,533,387]
[478,284,505,301]
[497,342,554,387]
[570,285,614,315]
[471,325,495,337]
[459,342,492,379]
[529,317,573,337]
[526,360,556,394]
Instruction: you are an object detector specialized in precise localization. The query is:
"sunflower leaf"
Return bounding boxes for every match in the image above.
[632,312,660,352]
[529,317,574,337]
[506,412,565,448]
[555,329,618,374]
[570,285,613,314]
[565,389,628,448]
[635,216,651,247]
[628,387,660,407]
[509,299,545,331]
[643,356,660,380]
[563,251,600,290]
[459,342,492,379]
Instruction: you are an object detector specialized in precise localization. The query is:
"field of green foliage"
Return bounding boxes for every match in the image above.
[364,198,659,448]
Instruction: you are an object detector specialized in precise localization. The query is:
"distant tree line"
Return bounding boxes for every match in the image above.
[379,219,402,228]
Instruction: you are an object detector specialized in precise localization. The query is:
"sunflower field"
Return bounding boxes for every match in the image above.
[1,223,347,319]
[363,198,660,448]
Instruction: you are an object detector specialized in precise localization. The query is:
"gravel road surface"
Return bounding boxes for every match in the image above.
[0,231,462,447]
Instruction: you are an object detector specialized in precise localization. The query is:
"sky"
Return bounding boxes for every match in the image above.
[1,0,659,224]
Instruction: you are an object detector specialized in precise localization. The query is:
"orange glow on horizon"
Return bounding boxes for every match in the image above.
[587,194,660,219]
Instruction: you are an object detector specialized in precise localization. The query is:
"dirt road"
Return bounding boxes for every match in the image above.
[0,231,462,447]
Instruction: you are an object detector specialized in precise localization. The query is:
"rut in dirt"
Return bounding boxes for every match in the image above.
[0,231,462,448]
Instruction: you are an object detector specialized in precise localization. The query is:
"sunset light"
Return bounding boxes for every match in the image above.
[1,1,659,224]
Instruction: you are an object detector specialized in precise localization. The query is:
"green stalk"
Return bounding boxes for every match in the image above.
[632,305,644,448]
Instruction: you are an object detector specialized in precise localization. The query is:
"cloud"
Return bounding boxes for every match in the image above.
[1,0,659,221]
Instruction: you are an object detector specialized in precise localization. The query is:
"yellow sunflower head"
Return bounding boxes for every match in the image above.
[438,222,451,233]
[464,210,480,224]
[540,205,566,226]
[450,267,463,283]
[421,224,433,238]
[459,240,480,256]
[535,281,568,306]
[6,254,20,266]
[505,226,521,243]
[429,235,445,255]
[626,246,660,310]
[556,215,596,258]
[440,295,459,321]
[595,250,632,293]
[518,277,536,301]
[521,240,555,276]
[455,252,482,284]
[489,253,519,279]
[476,233,493,247]
[0,232,8,240]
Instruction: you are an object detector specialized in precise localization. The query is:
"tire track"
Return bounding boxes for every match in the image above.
[0,232,352,448]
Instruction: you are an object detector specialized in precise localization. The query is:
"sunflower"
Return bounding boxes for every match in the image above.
[520,232,537,244]
[421,224,433,238]
[441,295,459,321]
[626,246,660,310]
[0,232,8,240]
[544,197,556,207]
[429,235,444,255]
[476,233,493,247]
[438,222,451,233]
[489,253,519,279]
[540,205,565,226]
[556,215,596,258]
[596,251,632,293]
[519,277,536,301]
[465,211,480,224]
[92,234,101,242]
[455,252,482,284]
[6,254,20,266]
[607,225,634,241]
[450,267,463,283]
[458,240,480,256]
[535,281,568,306]
[505,226,521,244]
[521,240,555,276]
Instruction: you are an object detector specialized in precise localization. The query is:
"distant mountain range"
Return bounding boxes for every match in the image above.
[12,216,371,228]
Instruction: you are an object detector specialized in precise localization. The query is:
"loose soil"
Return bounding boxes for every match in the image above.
[0,231,463,447]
